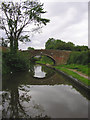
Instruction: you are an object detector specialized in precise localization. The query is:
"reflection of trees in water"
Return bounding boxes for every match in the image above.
[29,61,35,76]
[2,85,31,118]
[41,66,55,78]
[2,84,51,118]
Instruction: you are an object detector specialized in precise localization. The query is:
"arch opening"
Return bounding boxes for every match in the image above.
[30,54,56,65]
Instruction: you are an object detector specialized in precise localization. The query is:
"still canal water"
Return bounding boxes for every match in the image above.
[2,64,89,118]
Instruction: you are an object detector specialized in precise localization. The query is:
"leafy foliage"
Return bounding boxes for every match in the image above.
[45,38,89,51]
[0,0,50,53]
[2,51,30,74]
[67,51,89,65]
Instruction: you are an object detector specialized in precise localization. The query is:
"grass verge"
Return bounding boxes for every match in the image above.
[58,64,88,76]
[55,66,90,86]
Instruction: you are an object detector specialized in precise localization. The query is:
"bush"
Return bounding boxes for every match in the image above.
[2,52,30,73]
[67,51,89,65]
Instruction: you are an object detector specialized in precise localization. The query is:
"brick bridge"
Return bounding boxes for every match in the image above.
[24,49,71,65]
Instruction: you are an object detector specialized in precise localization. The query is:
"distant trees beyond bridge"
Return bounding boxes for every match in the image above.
[24,49,71,65]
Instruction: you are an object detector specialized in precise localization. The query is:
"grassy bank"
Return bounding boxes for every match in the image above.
[35,50,89,86]
[35,55,89,86]
[55,65,90,86]
[57,64,88,76]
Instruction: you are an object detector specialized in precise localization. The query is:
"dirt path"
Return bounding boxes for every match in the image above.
[67,68,90,80]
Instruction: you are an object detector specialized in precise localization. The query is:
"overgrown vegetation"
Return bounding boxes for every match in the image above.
[67,51,89,65]
[2,50,30,74]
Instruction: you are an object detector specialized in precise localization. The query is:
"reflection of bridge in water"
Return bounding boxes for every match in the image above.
[3,69,90,100]
[23,49,71,65]
[2,64,89,118]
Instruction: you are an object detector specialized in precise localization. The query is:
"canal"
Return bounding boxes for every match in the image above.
[2,64,89,118]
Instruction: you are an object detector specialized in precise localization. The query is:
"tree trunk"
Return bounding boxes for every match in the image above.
[10,36,14,53]
[14,38,18,53]
[10,36,18,54]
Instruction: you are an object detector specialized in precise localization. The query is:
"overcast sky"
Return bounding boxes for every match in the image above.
[0,0,89,49]
[19,0,89,50]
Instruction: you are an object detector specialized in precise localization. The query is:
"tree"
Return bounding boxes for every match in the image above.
[65,42,75,51]
[45,38,88,51]
[0,0,50,53]
[74,45,88,51]
[45,38,56,49]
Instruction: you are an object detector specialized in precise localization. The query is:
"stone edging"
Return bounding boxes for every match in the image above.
[37,63,90,91]
[53,67,90,91]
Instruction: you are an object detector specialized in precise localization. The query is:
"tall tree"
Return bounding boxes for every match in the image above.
[0,0,50,53]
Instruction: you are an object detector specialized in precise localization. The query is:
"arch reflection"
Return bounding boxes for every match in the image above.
[32,64,55,79]
[2,63,89,118]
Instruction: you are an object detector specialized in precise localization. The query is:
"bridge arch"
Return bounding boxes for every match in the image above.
[30,53,56,65]
[23,49,71,65]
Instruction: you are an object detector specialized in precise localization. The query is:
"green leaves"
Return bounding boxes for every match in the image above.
[45,38,88,51]
[1,0,50,53]
[67,51,89,65]
[19,35,31,42]
[3,52,30,72]
[23,0,50,25]
[40,18,50,25]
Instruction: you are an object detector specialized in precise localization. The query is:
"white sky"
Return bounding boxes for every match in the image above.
[0,0,89,49]
[20,0,89,50]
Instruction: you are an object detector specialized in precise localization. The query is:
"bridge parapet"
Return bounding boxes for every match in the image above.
[24,49,71,65]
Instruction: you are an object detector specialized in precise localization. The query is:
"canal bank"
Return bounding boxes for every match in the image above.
[37,63,90,92]
[2,63,89,118]
[54,67,90,91]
